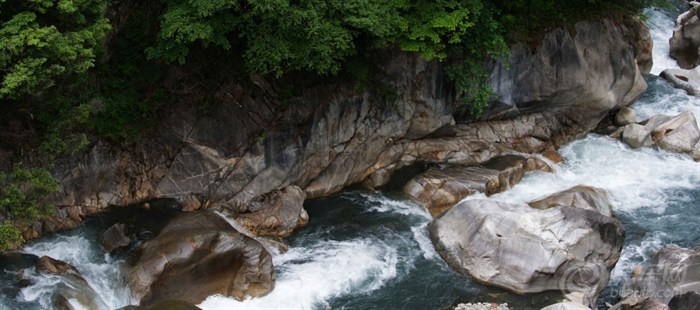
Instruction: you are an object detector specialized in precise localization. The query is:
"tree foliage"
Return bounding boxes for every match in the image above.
[0,0,110,99]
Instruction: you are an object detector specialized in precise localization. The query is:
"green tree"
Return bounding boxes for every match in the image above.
[0,0,110,99]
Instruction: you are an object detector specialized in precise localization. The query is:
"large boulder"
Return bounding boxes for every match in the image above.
[402,155,551,217]
[660,68,700,96]
[650,111,700,154]
[670,2,700,69]
[621,245,700,305]
[127,211,274,305]
[429,188,624,306]
[233,186,308,238]
[99,223,131,253]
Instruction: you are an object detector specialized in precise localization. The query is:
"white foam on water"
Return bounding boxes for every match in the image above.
[22,234,134,309]
[199,238,398,310]
[411,223,438,260]
[644,7,681,75]
[356,192,431,220]
[490,135,699,214]
[610,232,666,286]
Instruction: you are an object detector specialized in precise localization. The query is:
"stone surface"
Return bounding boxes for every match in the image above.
[668,291,700,310]
[430,190,624,306]
[233,186,308,238]
[18,19,648,243]
[127,211,274,305]
[660,68,700,96]
[615,107,637,126]
[621,245,700,305]
[99,223,131,253]
[651,111,700,154]
[670,4,700,69]
[402,155,551,216]
[608,293,671,310]
[528,186,613,217]
[622,124,653,148]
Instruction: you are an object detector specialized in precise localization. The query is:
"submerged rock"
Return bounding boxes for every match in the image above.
[127,211,274,305]
[34,256,108,310]
[429,187,624,307]
[402,155,551,217]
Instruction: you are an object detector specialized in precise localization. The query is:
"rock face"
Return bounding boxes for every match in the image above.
[621,245,700,306]
[429,187,624,307]
[127,211,274,305]
[118,300,202,310]
[670,2,700,69]
[402,155,551,216]
[660,68,700,96]
[617,111,700,160]
[18,19,647,242]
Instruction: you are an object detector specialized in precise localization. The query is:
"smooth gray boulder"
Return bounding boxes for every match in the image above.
[621,245,700,305]
[622,123,653,148]
[528,186,613,217]
[660,68,700,96]
[127,211,274,305]
[615,107,637,126]
[651,111,700,154]
[429,195,624,306]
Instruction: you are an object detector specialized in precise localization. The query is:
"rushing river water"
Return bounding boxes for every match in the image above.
[1,3,698,310]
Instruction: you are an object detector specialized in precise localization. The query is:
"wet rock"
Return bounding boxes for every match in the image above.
[528,186,613,217]
[429,191,624,307]
[622,124,653,148]
[233,186,308,238]
[660,68,700,96]
[34,256,108,310]
[615,107,637,126]
[402,155,551,217]
[127,211,274,305]
[651,111,700,154]
[670,3,700,69]
[0,252,39,270]
[118,300,202,310]
[621,245,700,305]
[100,223,131,253]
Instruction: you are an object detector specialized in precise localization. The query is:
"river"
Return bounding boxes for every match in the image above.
[1,3,698,310]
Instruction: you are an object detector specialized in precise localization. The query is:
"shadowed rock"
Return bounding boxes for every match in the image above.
[127,211,274,305]
[100,223,131,253]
